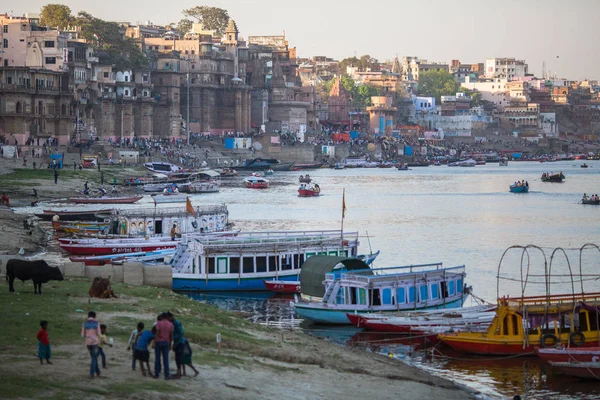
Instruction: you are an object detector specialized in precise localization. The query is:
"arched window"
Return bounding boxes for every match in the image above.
[15,102,22,113]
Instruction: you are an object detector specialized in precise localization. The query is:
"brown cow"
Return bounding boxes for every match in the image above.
[89,277,117,299]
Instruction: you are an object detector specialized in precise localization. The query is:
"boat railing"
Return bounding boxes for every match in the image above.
[502,291,600,308]
[188,235,358,252]
[108,205,228,218]
[334,266,466,285]
[185,229,358,243]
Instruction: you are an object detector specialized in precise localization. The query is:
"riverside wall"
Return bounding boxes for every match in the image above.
[0,256,172,289]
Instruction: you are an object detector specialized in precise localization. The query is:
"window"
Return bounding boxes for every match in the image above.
[3,25,7,33]
[7,76,12,84]
[124,90,129,96]
[103,72,109,78]
[256,256,267,273]
[44,40,55,48]
[124,75,129,82]
[3,39,7,48]
[3,60,7,67]
[208,257,215,274]
[268,255,277,272]
[242,257,254,273]
[15,101,21,113]
[45,57,56,64]
[229,257,240,274]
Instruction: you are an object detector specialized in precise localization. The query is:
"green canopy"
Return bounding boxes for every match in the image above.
[300,256,371,298]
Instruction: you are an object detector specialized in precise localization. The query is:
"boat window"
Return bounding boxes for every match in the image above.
[208,257,215,274]
[335,288,345,305]
[440,282,449,298]
[230,257,240,274]
[328,251,337,256]
[408,287,415,303]
[511,315,519,336]
[340,250,348,257]
[457,278,463,292]
[358,288,367,305]
[256,256,267,273]
[293,254,305,268]
[155,220,163,235]
[420,285,429,302]
[588,311,600,331]
[305,252,316,259]
[431,283,439,299]
[243,257,254,273]
[396,287,406,304]
[281,254,292,271]
[370,289,381,306]
[381,288,393,305]
[449,280,456,296]
[217,257,228,274]
[348,287,357,305]
[579,312,589,331]
[268,256,277,272]
[502,315,508,336]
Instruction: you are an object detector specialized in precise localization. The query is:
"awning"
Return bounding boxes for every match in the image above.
[300,256,371,298]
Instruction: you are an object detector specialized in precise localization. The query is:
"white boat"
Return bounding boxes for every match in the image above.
[499,159,508,166]
[151,194,189,204]
[448,159,476,167]
[292,260,468,324]
[143,161,182,174]
[171,230,363,292]
[180,180,220,193]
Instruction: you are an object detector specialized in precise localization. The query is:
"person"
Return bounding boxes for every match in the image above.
[100,172,104,186]
[1,192,9,206]
[173,186,179,194]
[170,224,177,241]
[166,312,186,377]
[583,193,589,201]
[153,312,174,380]
[73,161,76,171]
[81,311,102,379]
[53,169,58,185]
[525,181,529,188]
[33,160,36,169]
[97,324,112,369]
[314,184,320,193]
[134,324,154,377]
[126,322,144,371]
[181,339,199,377]
[33,188,38,200]
[36,320,52,365]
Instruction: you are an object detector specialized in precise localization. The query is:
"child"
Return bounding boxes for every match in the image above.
[181,340,199,377]
[97,324,113,369]
[36,321,52,365]
[127,322,144,371]
[135,325,155,377]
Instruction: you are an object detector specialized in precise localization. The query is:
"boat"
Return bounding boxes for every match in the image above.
[475,159,486,165]
[509,184,529,193]
[548,361,600,379]
[52,220,109,232]
[537,347,600,363]
[346,305,496,334]
[151,193,188,204]
[60,223,110,235]
[171,230,362,291]
[448,159,476,167]
[217,168,238,178]
[299,175,312,183]
[406,161,431,167]
[179,180,220,194]
[264,169,274,176]
[244,176,269,189]
[291,163,323,170]
[71,248,176,266]
[397,164,411,171]
[499,159,508,166]
[541,172,565,182]
[298,184,320,197]
[143,161,182,173]
[334,163,345,170]
[582,163,589,168]
[35,209,113,222]
[59,236,179,255]
[263,280,302,294]
[292,258,468,324]
[235,158,294,171]
[68,196,143,204]
[582,198,600,205]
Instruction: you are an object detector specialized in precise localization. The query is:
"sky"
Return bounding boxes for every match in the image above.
[9,0,600,80]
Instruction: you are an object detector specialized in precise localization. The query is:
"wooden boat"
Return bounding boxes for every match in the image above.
[59,236,178,255]
[406,161,431,167]
[179,180,220,194]
[548,361,600,379]
[235,158,293,171]
[217,168,238,178]
[499,159,508,166]
[291,163,323,170]
[52,220,108,232]
[509,184,529,193]
[143,161,182,173]
[263,280,301,293]
[582,199,600,205]
[299,176,312,183]
[151,193,188,204]
[171,230,362,292]
[35,209,113,221]
[293,261,468,324]
[541,172,565,182]
[537,347,600,363]
[244,176,269,189]
[68,196,143,204]
[581,163,589,168]
[298,185,320,197]
[334,163,345,170]
[264,169,274,176]
[397,165,410,171]
[70,248,176,266]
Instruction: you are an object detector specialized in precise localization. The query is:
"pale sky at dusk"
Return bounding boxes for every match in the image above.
[7,0,600,80]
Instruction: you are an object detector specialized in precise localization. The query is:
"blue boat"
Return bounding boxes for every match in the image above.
[171,230,378,292]
[292,257,468,324]
[509,184,529,193]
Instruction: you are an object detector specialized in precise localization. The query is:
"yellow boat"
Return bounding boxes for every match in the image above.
[439,292,600,355]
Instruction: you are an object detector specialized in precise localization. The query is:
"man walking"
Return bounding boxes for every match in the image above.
[53,169,58,184]
[81,311,102,379]
[154,313,174,380]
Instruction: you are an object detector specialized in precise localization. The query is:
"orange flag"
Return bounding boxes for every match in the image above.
[186,196,196,217]
[342,189,346,219]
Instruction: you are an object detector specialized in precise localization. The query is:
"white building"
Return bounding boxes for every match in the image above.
[540,112,557,137]
[484,58,528,80]
[461,77,510,109]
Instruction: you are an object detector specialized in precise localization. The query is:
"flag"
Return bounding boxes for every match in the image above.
[342,189,346,219]
[186,196,196,217]
[92,34,99,42]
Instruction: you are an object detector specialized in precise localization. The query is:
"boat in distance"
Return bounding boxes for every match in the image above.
[68,196,143,204]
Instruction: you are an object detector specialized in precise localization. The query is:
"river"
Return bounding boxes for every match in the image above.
[191,160,600,400]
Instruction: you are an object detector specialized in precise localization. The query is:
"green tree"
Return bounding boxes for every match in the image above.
[39,4,73,29]
[458,87,482,107]
[417,70,458,102]
[182,6,229,35]
[75,12,147,71]
[176,18,193,35]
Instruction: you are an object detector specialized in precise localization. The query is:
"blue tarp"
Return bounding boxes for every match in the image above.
[49,153,63,169]
[405,146,413,156]
[512,153,522,159]
[224,137,235,149]
[350,130,359,139]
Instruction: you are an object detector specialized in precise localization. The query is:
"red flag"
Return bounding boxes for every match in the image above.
[186,196,196,217]
[342,189,346,219]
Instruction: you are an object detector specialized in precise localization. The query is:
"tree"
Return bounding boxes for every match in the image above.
[458,87,482,107]
[182,6,229,35]
[176,19,193,35]
[417,70,458,102]
[39,4,73,29]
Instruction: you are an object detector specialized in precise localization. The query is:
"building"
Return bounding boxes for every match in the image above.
[366,96,396,134]
[401,56,448,81]
[539,112,557,136]
[461,77,510,109]
[503,102,540,129]
[484,58,528,80]
[449,60,484,83]
[412,96,436,113]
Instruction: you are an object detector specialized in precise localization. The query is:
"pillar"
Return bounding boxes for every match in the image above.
[235,91,242,132]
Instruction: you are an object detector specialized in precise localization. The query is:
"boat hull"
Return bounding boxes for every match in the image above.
[69,196,143,204]
[549,362,600,379]
[537,347,600,363]
[60,242,177,255]
[509,185,529,193]
[582,200,600,205]
[263,280,301,293]
[294,297,464,325]
[173,273,299,292]
[298,189,320,197]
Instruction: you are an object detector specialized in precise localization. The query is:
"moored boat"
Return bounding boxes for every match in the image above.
[548,361,600,379]
[509,184,529,193]
[263,280,301,293]
[59,236,178,255]
[537,347,600,363]
[35,209,113,221]
[244,176,269,189]
[68,196,143,204]
[499,159,508,166]
[143,161,182,173]
[151,194,189,204]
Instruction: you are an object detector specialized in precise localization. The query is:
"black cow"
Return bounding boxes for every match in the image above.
[6,259,64,294]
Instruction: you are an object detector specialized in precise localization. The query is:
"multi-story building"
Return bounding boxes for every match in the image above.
[366,96,396,134]
[503,102,539,129]
[461,77,510,109]
[449,60,484,83]
[484,58,528,80]
[401,56,448,81]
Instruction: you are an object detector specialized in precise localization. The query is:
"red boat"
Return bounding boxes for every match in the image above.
[68,196,143,204]
[298,185,320,197]
[263,280,301,293]
[59,237,177,255]
[548,361,600,379]
[537,347,600,363]
[243,176,269,189]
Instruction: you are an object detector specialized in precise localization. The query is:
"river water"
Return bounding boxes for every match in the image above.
[25,160,600,399]
[190,160,600,400]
